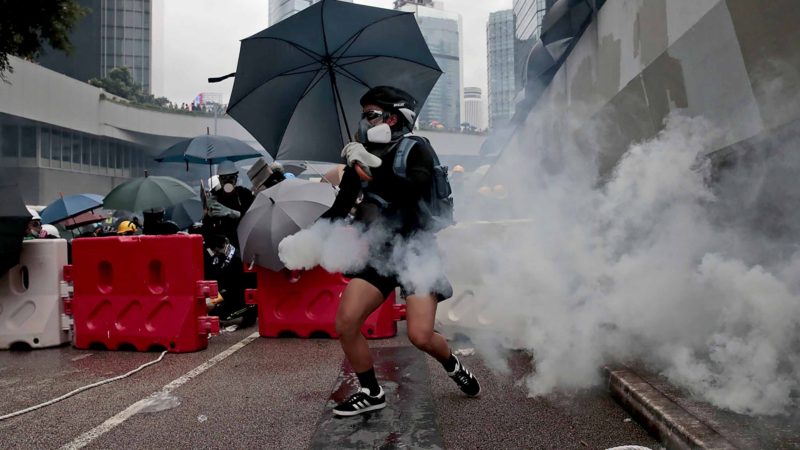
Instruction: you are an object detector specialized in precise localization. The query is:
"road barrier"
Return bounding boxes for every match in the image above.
[0,239,71,350]
[246,266,403,339]
[65,235,219,353]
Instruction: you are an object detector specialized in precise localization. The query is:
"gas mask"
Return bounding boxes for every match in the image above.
[218,174,237,194]
[355,119,392,145]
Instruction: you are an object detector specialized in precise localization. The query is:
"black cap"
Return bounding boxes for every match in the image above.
[360,86,417,114]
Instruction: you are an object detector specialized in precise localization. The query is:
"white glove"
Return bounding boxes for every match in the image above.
[207,199,241,219]
[341,142,381,176]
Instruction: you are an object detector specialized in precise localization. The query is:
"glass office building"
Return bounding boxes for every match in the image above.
[269,0,352,26]
[512,0,555,95]
[487,9,515,129]
[396,1,463,130]
[38,0,152,93]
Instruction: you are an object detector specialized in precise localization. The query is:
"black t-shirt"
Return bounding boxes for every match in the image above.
[321,137,434,235]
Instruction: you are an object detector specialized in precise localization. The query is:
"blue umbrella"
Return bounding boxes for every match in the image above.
[154,135,265,176]
[40,193,105,224]
[224,0,442,163]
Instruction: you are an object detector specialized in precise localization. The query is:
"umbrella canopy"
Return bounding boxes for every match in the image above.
[166,198,203,230]
[40,193,104,224]
[103,176,196,212]
[0,180,32,277]
[237,179,335,270]
[59,210,109,230]
[154,135,265,175]
[227,0,441,163]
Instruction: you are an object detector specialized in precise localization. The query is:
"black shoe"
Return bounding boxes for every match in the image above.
[448,357,481,397]
[332,387,386,417]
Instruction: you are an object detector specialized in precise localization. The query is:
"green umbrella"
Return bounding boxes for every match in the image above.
[103,175,196,212]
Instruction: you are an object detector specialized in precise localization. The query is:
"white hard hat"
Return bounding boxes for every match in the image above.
[27,207,41,220]
[41,224,60,238]
[217,160,238,176]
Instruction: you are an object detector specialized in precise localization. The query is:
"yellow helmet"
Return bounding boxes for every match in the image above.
[117,220,137,235]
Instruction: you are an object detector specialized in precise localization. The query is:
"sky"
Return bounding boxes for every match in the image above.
[156,0,513,107]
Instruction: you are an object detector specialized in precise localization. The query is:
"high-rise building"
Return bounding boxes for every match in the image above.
[487,9,515,130]
[463,87,485,131]
[513,0,555,94]
[269,0,352,26]
[37,0,153,93]
[395,0,463,130]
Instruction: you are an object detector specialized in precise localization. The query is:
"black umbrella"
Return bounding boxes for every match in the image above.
[154,134,265,176]
[0,179,32,277]
[223,0,441,163]
[166,198,203,230]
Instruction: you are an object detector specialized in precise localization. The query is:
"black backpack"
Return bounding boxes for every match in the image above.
[392,136,455,232]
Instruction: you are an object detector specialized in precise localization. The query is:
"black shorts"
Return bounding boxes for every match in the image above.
[347,265,453,302]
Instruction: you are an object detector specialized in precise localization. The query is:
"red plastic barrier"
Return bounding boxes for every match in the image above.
[246,266,402,339]
[66,235,220,353]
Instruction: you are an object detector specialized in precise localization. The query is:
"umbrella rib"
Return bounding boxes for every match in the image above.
[227,61,324,112]
[300,69,330,99]
[336,54,444,74]
[332,64,371,88]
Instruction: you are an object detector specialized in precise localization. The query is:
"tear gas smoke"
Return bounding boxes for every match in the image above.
[279,218,447,295]
[442,109,800,416]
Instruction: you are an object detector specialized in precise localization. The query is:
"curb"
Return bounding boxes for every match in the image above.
[604,366,739,450]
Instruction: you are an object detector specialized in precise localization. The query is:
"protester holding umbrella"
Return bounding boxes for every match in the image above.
[320,87,480,416]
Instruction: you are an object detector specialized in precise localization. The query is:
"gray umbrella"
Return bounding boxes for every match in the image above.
[224,0,441,163]
[237,179,335,271]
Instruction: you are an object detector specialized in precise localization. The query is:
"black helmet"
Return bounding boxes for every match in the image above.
[360,86,417,127]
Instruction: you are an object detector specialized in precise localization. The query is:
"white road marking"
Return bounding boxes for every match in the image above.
[60,332,260,450]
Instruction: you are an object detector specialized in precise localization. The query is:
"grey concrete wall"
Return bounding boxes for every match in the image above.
[508,0,800,177]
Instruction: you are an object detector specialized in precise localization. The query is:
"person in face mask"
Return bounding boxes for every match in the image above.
[202,160,254,251]
[317,86,479,417]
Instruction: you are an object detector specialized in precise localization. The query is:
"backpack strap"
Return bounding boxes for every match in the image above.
[393,136,439,178]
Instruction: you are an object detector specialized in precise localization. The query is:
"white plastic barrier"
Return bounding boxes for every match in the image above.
[0,239,71,349]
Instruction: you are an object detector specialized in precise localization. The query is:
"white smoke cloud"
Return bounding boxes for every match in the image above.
[279,218,449,296]
[441,109,800,416]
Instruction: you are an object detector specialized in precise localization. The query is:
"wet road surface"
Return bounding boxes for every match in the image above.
[0,324,659,449]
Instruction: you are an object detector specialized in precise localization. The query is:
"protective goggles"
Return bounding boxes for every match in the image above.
[361,110,386,121]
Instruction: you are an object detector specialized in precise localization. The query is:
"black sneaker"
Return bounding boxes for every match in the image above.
[332,387,386,417]
[448,357,481,397]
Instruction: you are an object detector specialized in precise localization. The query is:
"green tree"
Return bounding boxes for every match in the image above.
[0,0,87,78]
[90,66,142,100]
[90,66,173,108]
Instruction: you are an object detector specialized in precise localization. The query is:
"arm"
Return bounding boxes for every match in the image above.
[320,166,361,219]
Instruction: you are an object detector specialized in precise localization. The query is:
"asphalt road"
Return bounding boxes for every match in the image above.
[0,324,659,450]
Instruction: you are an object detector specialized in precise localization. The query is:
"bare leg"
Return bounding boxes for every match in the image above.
[335,279,386,372]
[405,293,451,362]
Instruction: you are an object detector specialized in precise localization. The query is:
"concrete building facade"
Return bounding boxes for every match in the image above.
[37,0,153,93]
